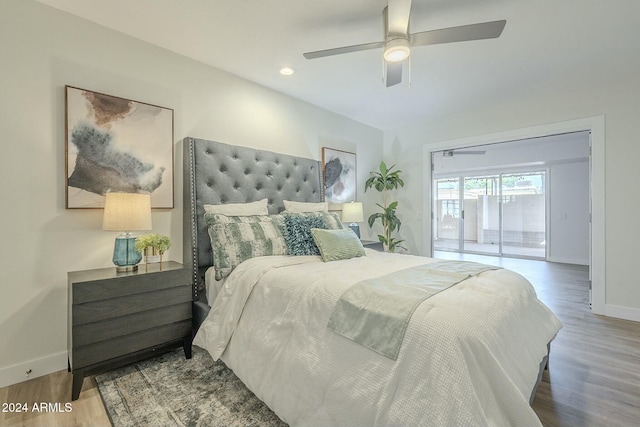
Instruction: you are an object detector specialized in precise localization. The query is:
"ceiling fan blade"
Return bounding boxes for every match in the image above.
[443,149,486,157]
[387,0,412,35]
[303,41,384,59]
[411,20,506,47]
[386,61,403,87]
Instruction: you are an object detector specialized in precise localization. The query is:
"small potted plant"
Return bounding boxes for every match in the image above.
[135,233,171,270]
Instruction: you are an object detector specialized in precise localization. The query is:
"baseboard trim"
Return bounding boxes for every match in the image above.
[547,256,589,266]
[603,304,640,323]
[0,351,67,388]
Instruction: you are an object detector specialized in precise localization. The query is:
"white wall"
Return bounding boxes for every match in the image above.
[0,0,383,387]
[548,161,590,265]
[383,71,640,320]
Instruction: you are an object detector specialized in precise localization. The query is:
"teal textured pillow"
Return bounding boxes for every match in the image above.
[310,228,366,262]
[283,214,327,255]
[293,211,344,230]
[204,213,288,280]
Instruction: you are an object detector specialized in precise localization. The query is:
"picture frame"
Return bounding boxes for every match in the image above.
[322,147,357,204]
[65,85,174,209]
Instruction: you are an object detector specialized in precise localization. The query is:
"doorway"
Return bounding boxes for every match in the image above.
[423,117,603,312]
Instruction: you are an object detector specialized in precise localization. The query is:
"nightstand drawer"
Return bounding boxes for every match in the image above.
[73,320,192,368]
[73,302,192,347]
[73,285,191,325]
[70,264,189,304]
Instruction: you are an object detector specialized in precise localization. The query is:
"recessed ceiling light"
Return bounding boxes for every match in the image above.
[279,66,295,76]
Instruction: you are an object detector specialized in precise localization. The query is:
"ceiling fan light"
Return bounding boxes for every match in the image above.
[384,37,410,62]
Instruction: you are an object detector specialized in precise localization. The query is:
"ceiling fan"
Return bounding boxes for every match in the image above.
[442,149,487,157]
[303,0,506,87]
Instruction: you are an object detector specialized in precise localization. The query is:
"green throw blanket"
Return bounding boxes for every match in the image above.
[327,260,501,360]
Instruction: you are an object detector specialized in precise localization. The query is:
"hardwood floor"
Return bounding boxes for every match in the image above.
[1,254,638,427]
[0,372,110,427]
[436,251,640,427]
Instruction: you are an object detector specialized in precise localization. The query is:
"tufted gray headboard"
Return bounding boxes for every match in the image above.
[183,137,323,303]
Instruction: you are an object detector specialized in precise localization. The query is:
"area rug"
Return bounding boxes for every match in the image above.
[96,347,287,427]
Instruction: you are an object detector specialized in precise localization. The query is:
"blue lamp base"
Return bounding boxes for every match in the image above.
[348,222,360,238]
[113,233,142,272]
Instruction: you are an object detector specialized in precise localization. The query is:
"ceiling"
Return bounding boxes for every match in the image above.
[36,0,640,130]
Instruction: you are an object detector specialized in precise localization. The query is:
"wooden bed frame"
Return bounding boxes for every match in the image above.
[181,136,549,406]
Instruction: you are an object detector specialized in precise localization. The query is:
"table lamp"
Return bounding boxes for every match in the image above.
[102,192,152,272]
[341,201,364,238]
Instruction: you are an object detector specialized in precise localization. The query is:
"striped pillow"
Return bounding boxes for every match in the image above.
[204,213,288,280]
[310,228,366,262]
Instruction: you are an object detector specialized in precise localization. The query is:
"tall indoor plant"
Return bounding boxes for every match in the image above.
[365,161,405,252]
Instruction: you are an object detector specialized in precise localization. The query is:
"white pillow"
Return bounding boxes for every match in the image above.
[203,198,268,216]
[283,200,328,213]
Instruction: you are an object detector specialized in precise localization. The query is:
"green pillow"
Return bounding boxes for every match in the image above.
[310,228,366,262]
[204,213,288,280]
[283,214,327,256]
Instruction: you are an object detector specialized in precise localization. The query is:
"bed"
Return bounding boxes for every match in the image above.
[183,137,562,426]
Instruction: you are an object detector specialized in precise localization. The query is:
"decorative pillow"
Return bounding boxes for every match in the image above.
[310,228,366,262]
[322,212,344,230]
[283,214,328,256]
[291,211,344,230]
[283,200,328,213]
[204,213,287,280]
[203,198,268,216]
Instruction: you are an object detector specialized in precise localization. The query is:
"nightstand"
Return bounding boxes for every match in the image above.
[361,240,384,252]
[67,261,192,401]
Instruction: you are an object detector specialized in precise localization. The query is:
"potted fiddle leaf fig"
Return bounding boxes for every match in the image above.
[365,161,405,252]
[135,233,171,270]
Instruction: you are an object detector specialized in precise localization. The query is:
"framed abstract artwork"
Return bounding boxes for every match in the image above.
[322,147,357,204]
[65,86,174,209]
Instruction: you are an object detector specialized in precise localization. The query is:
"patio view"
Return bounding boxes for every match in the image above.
[434,172,546,258]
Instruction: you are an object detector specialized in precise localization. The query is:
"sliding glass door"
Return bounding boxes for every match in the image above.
[500,172,546,257]
[433,171,546,259]
[433,178,461,251]
[462,175,500,254]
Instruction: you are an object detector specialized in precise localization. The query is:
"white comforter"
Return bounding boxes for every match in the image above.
[193,250,562,427]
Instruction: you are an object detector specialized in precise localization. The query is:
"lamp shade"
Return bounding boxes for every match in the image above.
[102,192,152,231]
[341,202,364,223]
